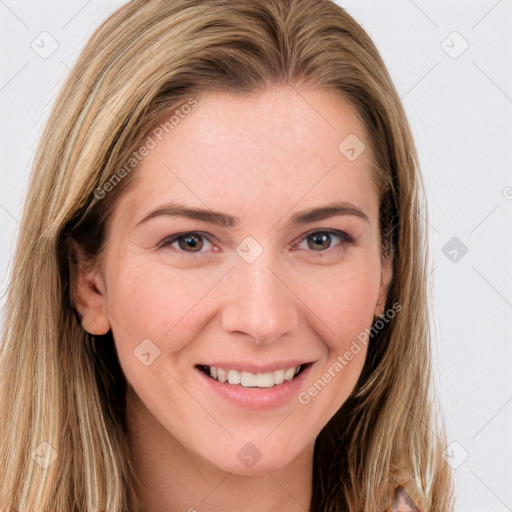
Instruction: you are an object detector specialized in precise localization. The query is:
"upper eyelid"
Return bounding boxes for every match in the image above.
[295,227,352,242]
[291,228,353,249]
[159,231,215,248]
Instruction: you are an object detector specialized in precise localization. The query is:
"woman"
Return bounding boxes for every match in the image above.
[0,0,454,510]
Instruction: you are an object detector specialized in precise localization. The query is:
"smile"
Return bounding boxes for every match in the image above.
[194,361,314,410]
[197,364,310,388]
[196,365,306,388]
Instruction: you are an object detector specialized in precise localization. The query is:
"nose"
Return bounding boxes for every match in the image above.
[220,256,299,344]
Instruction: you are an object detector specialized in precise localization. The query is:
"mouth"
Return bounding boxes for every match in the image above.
[195,362,312,388]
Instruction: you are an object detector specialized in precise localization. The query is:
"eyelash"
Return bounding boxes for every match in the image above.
[158,229,354,258]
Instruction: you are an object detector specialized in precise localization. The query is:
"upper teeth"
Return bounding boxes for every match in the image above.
[207,365,301,388]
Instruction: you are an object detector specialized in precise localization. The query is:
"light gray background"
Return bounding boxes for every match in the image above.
[1,1,511,510]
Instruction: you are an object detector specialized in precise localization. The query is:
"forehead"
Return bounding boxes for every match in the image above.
[113,87,378,227]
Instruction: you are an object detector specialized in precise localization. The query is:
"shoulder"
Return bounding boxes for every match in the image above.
[391,485,421,511]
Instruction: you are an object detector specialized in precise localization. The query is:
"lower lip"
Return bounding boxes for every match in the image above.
[195,364,313,410]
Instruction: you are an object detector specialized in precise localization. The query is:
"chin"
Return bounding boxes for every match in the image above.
[214,452,293,476]
[198,435,305,476]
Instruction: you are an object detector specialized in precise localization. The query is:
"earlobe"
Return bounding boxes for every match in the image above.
[375,255,393,318]
[69,239,111,335]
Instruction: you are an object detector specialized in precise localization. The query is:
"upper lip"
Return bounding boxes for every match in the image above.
[196,360,312,374]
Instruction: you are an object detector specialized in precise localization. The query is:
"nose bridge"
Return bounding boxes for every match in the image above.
[220,250,298,343]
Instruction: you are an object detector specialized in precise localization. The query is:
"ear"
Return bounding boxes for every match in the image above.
[374,254,393,318]
[69,238,111,335]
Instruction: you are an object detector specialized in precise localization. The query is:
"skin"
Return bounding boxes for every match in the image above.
[74,86,392,512]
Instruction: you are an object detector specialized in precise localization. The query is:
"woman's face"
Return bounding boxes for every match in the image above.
[76,87,391,475]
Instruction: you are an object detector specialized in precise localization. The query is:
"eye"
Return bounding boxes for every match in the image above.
[293,229,354,253]
[159,231,217,255]
[158,229,353,259]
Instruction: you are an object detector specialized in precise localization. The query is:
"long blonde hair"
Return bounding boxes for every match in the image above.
[0,1,454,510]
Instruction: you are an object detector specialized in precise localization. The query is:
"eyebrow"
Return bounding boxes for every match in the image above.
[136,200,370,229]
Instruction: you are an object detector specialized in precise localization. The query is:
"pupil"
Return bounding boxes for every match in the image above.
[179,234,203,252]
[308,232,331,250]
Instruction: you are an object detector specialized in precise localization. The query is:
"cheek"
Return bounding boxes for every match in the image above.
[293,260,381,422]
[104,259,225,354]
[293,256,382,350]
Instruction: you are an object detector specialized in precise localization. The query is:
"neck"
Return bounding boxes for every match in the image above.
[125,387,314,512]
